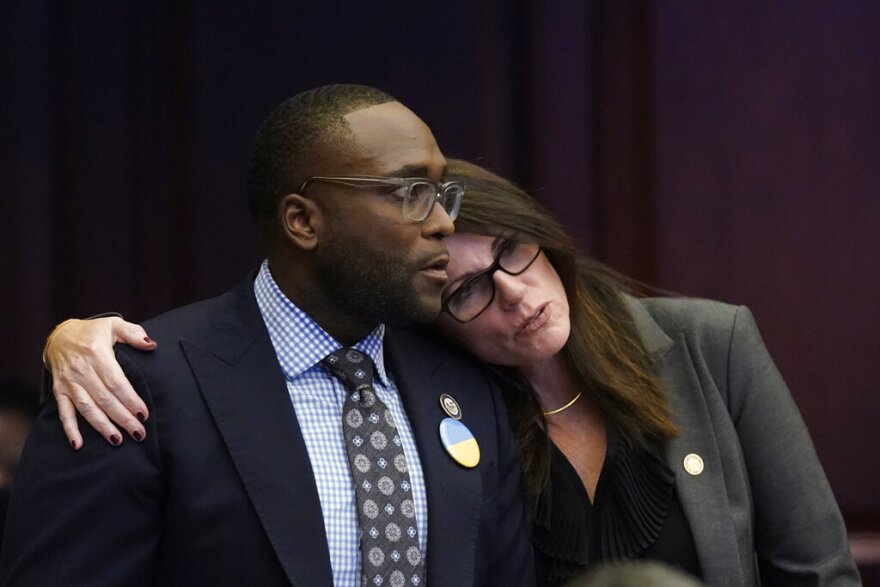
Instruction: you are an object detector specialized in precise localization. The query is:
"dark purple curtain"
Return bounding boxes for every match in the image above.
[2,0,878,533]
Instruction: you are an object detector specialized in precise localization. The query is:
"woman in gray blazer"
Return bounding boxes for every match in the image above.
[43,159,859,586]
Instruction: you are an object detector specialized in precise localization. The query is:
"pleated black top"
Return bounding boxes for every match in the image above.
[532,427,702,586]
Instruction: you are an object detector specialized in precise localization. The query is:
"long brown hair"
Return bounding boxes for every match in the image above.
[446,159,677,497]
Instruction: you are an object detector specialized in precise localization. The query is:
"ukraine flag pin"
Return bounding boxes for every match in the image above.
[439,417,480,468]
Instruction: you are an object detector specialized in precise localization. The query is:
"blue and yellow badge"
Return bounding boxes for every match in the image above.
[439,417,480,468]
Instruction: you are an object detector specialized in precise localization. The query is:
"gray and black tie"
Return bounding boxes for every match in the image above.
[322,348,425,587]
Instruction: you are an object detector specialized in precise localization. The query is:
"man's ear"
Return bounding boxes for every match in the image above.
[280,193,321,250]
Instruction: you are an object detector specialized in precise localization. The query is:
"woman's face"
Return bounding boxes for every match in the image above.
[435,232,571,369]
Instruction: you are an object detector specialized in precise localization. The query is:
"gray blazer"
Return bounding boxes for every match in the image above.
[629,297,860,586]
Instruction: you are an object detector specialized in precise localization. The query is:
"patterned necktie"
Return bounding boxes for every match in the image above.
[322,348,425,587]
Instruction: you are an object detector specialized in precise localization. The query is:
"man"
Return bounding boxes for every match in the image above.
[1,85,534,586]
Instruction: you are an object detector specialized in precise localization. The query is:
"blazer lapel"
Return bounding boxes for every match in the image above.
[629,298,747,585]
[662,338,747,586]
[385,328,482,587]
[182,276,333,587]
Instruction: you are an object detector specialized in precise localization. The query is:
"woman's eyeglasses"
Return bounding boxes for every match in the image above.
[441,240,542,323]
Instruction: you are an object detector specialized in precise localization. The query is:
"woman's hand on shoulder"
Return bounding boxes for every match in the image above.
[45,317,157,449]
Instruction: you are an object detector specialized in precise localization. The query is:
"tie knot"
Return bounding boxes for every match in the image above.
[322,348,375,392]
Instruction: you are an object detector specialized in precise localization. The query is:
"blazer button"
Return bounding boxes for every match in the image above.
[683,453,704,476]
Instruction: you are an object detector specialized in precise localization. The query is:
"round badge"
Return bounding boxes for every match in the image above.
[683,453,704,476]
[439,394,462,420]
[439,417,480,468]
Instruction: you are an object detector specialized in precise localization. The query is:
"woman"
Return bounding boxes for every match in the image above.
[42,159,859,585]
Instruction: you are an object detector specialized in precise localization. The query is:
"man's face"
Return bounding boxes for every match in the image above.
[310,102,454,328]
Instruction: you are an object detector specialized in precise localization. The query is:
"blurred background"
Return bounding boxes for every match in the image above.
[1,0,878,570]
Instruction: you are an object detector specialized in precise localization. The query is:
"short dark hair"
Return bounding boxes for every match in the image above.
[246,84,397,245]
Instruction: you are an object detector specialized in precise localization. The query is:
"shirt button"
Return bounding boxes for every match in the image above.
[683,453,704,476]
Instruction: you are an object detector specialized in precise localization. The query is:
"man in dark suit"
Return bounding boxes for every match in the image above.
[1,85,534,586]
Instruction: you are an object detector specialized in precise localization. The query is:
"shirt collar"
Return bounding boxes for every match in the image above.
[253,260,391,385]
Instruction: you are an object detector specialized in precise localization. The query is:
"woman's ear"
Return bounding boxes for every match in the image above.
[280,193,321,250]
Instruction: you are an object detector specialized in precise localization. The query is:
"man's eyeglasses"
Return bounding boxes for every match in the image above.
[299,175,465,222]
[441,240,542,323]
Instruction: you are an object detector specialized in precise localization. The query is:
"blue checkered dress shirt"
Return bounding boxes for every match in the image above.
[254,260,429,587]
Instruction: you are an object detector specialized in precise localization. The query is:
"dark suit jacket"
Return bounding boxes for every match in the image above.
[1,274,535,586]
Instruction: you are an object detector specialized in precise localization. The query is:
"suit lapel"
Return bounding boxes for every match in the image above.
[629,298,746,585]
[385,328,482,587]
[182,277,333,587]
[662,335,747,586]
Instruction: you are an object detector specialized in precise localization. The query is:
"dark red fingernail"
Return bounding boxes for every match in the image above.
[133,430,144,442]
[144,336,154,344]
[110,434,122,446]
[137,411,147,422]
[70,440,78,450]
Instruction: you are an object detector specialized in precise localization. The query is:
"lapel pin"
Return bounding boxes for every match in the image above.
[683,453,704,476]
[439,393,462,420]
[439,418,480,468]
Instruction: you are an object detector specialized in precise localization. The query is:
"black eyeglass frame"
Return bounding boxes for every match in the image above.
[440,241,543,323]
[298,175,465,222]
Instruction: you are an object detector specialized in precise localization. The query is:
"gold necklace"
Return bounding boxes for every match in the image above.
[542,391,583,416]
